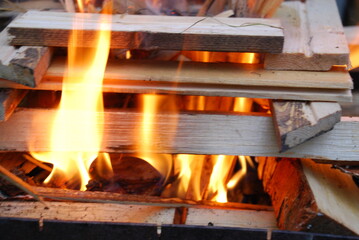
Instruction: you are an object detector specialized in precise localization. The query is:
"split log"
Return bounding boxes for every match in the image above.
[264,0,350,71]
[0,109,359,161]
[258,157,359,235]
[7,10,284,53]
[0,28,52,87]
[271,101,342,152]
[0,57,353,102]
[0,88,27,121]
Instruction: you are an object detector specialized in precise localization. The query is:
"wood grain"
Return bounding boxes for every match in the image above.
[0,28,52,87]
[0,108,358,161]
[7,10,284,53]
[264,1,350,71]
[271,101,342,152]
[0,88,27,121]
[258,157,357,235]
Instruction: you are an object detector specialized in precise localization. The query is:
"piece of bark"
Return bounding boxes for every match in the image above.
[264,0,350,71]
[271,101,342,152]
[258,157,358,235]
[0,28,52,87]
[8,10,284,53]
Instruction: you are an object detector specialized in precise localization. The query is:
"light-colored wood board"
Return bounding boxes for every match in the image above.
[0,78,352,102]
[265,1,350,71]
[8,10,284,53]
[302,158,359,235]
[0,28,52,87]
[258,157,356,235]
[0,88,27,121]
[271,101,342,152]
[0,201,175,224]
[0,108,358,161]
[44,58,353,89]
[186,208,277,229]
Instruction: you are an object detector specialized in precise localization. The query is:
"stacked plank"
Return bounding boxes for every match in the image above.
[0,0,358,237]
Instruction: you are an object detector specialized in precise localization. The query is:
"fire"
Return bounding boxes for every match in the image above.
[31,2,113,190]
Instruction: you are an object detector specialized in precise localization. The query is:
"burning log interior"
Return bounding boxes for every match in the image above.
[0,0,359,239]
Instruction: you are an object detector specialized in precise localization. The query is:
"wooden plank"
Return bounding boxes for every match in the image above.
[0,108,358,161]
[258,157,359,235]
[0,58,353,102]
[7,10,284,53]
[0,88,27,121]
[265,1,350,71]
[271,101,342,152]
[30,187,273,211]
[0,201,175,225]
[186,208,277,229]
[0,28,52,87]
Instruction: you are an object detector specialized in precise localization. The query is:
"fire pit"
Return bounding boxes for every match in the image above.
[0,0,358,239]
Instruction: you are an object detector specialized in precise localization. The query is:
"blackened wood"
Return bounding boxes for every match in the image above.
[271,101,342,152]
[0,28,52,87]
[8,11,284,53]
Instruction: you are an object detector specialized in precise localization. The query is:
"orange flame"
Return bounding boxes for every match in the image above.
[31,4,113,190]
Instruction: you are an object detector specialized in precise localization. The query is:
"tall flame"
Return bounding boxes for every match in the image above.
[31,5,113,190]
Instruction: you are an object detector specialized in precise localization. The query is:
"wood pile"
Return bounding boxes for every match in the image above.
[0,0,358,238]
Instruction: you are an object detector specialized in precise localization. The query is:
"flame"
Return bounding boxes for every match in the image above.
[31,4,113,190]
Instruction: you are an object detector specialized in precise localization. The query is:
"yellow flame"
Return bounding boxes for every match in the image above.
[31,7,113,190]
[227,156,249,189]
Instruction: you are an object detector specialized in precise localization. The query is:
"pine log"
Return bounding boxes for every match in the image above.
[258,157,359,235]
[0,88,27,121]
[0,58,353,102]
[0,108,358,161]
[264,0,350,71]
[271,101,342,152]
[0,28,52,87]
[7,10,284,53]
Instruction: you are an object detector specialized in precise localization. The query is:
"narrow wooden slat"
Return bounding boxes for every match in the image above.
[0,88,27,121]
[0,201,175,225]
[0,28,52,87]
[0,58,353,102]
[7,10,284,53]
[0,108,358,161]
[265,1,350,71]
[271,101,342,152]
[31,187,272,211]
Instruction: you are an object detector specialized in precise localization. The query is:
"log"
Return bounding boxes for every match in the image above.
[264,1,350,71]
[271,101,342,152]
[0,108,358,161]
[0,58,353,102]
[0,88,27,121]
[258,157,359,235]
[0,28,52,87]
[7,10,284,53]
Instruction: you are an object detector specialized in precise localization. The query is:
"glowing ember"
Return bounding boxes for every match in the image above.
[31,3,113,190]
